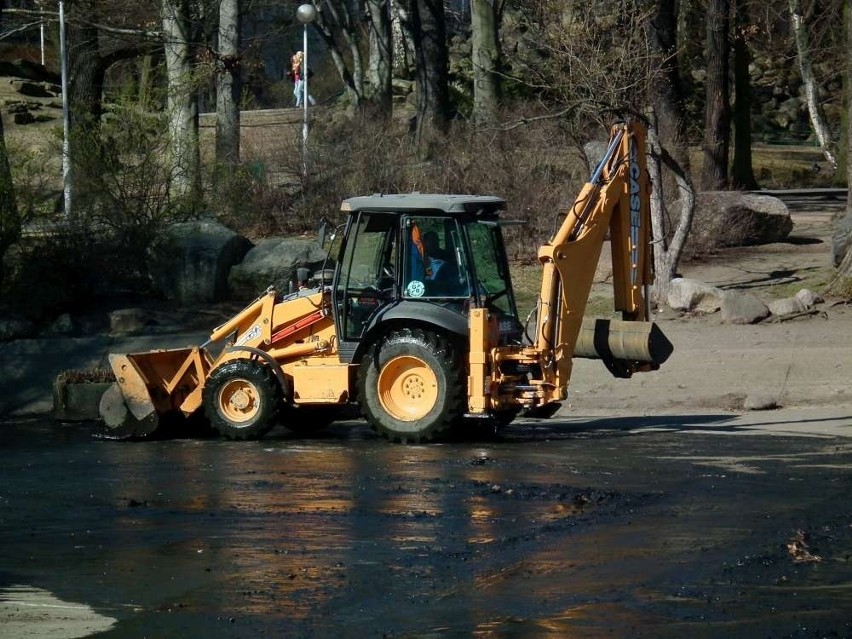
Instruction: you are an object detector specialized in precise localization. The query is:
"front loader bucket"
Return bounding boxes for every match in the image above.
[99,347,211,438]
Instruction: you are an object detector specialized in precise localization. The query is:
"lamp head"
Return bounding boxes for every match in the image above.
[296,4,317,24]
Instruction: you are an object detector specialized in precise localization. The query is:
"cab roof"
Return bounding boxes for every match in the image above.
[341,193,506,216]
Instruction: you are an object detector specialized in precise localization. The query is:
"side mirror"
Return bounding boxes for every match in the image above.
[318,218,330,248]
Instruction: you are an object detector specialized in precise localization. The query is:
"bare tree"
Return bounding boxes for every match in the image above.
[215,0,241,169]
[0,3,19,292]
[67,1,104,130]
[645,0,694,305]
[699,0,731,190]
[402,0,449,151]
[390,0,415,77]
[471,0,502,126]
[60,1,160,128]
[827,0,852,290]
[525,0,694,306]
[366,0,393,115]
[313,0,365,106]
[731,0,758,190]
[162,0,201,202]
[647,108,694,305]
[789,0,839,170]
[644,0,691,196]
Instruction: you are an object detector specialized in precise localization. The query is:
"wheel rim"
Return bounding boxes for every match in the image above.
[377,355,439,422]
[217,377,260,425]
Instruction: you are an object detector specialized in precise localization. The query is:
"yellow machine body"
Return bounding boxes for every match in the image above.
[101,121,671,441]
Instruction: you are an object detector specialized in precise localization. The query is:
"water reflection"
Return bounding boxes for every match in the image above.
[9,420,847,637]
[88,435,608,632]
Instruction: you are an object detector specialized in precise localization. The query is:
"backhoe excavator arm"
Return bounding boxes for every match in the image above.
[537,122,652,349]
[470,121,671,418]
[468,122,672,415]
[534,121,659,383]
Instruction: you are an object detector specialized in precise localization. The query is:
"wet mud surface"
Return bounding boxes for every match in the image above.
[1,413,851,638]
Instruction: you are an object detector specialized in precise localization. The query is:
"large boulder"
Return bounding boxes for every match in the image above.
[667,278,725,313]
[767,296,805,317]
[0,59,60,84]
[583,140,609,173]
[687,192,793,254]
[228,237,327,299]
[9,79,59,99]
[0,315,36,341]
[148,220,252,304]
[795,288,823,308]
[721,291,771,325]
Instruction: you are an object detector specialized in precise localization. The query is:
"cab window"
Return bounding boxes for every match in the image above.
[402,217,470,299]
[467,222,514,315]
[336,212,397,341]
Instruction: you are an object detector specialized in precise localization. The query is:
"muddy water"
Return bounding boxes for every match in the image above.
[1,413,851,638]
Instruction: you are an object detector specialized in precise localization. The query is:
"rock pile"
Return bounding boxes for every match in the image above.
[668,278,824,325]
[0,59,62,125]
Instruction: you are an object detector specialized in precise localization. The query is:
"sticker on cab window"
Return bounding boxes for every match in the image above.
[405,280,425,297]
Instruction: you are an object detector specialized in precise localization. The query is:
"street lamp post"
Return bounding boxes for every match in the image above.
[296,3,317,176]
[59,0,71,216]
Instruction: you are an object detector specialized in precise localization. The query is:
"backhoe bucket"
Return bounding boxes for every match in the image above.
[99,347,211,438]
[574,318,673,375]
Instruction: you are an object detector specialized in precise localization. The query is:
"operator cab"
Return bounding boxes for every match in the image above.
[328,194,523,361]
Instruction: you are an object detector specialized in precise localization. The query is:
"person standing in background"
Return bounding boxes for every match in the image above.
[289,51,315,107]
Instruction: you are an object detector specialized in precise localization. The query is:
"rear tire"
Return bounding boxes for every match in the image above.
[358,328,465,443]
[203,359,280,440]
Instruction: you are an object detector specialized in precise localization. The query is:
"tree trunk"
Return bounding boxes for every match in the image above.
[313,0,363,106]
[827,0,852,289]
[138,55,156,111]
[162,0,201,203]
[646,109,695,307]
[215,0,241,168]
[67,1,104,131]
[366,0,393,115]
[410,0,449,152]
[841,0,849,181]
[731,0,758,190]
[0,104,18,293]
[645,0,691,194]
[643,0,694,306]
[471,0,500,126]
[789,0,838,170]
[390,0,415,78]
[700,0,731,191]
[848,0,852,208]
[0,4,18,291]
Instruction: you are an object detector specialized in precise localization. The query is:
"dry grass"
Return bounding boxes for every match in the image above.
[688,145,837,189]
[510,262,620,321]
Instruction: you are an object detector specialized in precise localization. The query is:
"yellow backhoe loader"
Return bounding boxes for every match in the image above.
[99,120,673,442]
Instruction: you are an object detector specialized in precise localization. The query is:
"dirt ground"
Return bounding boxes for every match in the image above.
[566,201,852,417]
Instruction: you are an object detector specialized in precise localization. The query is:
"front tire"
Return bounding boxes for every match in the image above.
[358,328,465,443]
[203,359,281,440]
